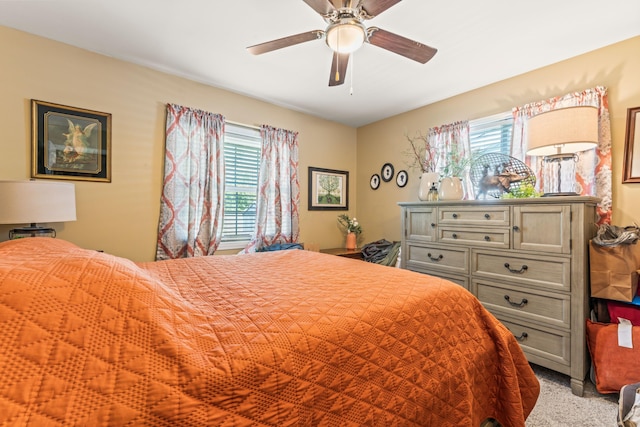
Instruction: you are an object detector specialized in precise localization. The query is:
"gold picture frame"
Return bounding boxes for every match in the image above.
[623,106,640,183]
[32,100,111,182]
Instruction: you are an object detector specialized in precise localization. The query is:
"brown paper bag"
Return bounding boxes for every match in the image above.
[590,240,640,301]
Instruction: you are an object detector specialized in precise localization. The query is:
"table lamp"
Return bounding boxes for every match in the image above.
[526,106,598,196]
[0,180,76,239]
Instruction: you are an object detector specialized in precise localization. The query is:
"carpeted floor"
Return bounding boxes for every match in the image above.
[526,364,619,427]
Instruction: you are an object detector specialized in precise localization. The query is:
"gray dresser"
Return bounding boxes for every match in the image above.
[399,197,599,396]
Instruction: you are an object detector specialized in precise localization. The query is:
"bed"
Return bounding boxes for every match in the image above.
[0,238,539,426]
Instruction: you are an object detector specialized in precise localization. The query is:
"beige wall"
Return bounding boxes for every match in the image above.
[2,25,639,260]
[356,36,640,243]
[0,26,357,261]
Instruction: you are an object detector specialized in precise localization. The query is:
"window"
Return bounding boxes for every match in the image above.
[219,123,261,250]
[469,112,513,157]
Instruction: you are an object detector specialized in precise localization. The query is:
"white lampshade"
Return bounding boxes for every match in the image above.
[0,180,76,225]
[527,106,599,157]
[325,19,366,54]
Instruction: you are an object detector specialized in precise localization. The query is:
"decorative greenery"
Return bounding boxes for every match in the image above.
[439,140,473,178]
[404,132,473,177]
[404,132,438,173]
[337,214,362,235]
[501,183,542,199]
[440,152,472,177]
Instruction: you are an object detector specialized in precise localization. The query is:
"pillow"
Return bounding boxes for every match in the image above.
[586,319,640,393]
[607,300,640,326]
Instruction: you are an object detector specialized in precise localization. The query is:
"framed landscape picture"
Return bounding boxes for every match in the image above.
[32,100,111,182]
[308,167,348,210]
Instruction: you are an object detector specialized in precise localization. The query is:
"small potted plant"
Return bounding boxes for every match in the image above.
[337,214,362,249]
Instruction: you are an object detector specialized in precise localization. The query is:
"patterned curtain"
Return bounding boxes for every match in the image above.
[243,125,300,253]
[511,86,611,224]
[427,121,473,198]
[156,104,225,260]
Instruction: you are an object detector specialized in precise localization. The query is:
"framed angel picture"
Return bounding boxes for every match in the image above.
[32,100,112,182]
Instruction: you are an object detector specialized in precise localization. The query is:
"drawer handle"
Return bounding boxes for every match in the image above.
[504,262,528,274]
[484,213,490,219]
[513,225,520,232]
[452,213,458,219]
[504,295,528,308]
[427,253,443,262]
[484,235,490,241]
[513,332,528,342]
[452,233,458,239]
[431,223,436,227]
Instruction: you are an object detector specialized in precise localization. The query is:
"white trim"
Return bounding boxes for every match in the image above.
[225,119,260,131]
[469,111,512,127]
[217,240,249,251]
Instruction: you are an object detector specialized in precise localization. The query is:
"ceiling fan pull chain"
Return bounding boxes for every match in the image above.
[335,28,341,82]
[350,53,354,95]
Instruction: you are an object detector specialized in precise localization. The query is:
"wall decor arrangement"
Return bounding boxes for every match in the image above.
[370,173,380,190]
[32,100,111,182]
[381,163,395,182]
[396,170,408,187]
[623,106,640,183]
[308,167,348,210]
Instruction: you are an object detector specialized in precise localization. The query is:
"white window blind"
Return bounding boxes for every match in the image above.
[469,112,513,156]
[220,123,261,248]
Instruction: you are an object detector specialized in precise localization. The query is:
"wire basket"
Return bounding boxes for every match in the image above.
[469,153,536,199]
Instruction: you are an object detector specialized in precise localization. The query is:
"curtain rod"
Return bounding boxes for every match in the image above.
[226,119,261,131]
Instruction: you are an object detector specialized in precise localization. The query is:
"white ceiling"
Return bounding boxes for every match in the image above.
[1,0,639,127]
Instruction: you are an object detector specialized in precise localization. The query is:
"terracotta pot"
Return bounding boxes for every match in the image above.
[346,232,357,250]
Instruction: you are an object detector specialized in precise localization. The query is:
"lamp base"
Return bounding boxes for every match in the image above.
[542,154,578,196]
[542,192,579,197]
[9,224,56,240]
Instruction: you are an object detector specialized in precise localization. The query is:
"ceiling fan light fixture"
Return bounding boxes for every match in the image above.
[247,1,437,87]
[325,19,366,54]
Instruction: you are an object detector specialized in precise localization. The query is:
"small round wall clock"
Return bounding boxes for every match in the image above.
[370,174,380,190]
[381,163,394,182]
[396,170,408,187]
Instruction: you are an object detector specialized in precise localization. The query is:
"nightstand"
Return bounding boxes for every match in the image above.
[320,247,363,260]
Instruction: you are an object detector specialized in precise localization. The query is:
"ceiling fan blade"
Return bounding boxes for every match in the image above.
[360,0,401,17]
[302,0,336,16]
[329,52,349,86]
[367,27,437,63]
[247,31,323,55]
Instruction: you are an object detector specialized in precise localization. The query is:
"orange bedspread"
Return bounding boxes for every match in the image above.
[0,238,538,426]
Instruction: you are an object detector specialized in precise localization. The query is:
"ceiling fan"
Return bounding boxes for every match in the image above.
[247,0,437,87]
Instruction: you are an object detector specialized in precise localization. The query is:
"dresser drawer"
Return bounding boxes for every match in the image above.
[499,317,571,368]
[438,206,510,227]
[438,227,510,249]
[473,280,570,329]
[472,250,570,292]
[405,243,468,275]
[410,268,469,290]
